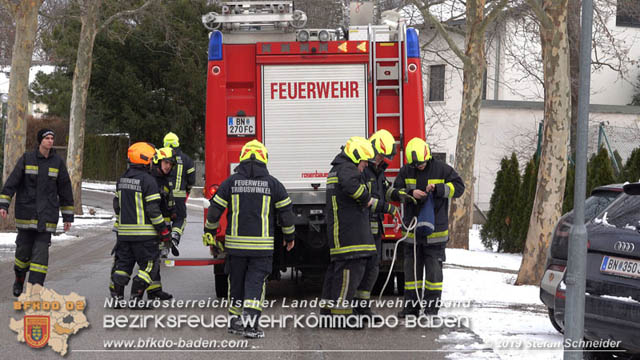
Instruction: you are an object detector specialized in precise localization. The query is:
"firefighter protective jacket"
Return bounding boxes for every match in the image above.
[362,161,397,236]
[204,161,295,257]
[113,165,168,241]
[0,148,74,232]
[326,152,376,261]
[169,148,196,198]
[151,165,176,223]
[394,159,465,244]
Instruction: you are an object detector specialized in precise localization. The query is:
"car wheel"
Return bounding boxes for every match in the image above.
[547,308,563,334]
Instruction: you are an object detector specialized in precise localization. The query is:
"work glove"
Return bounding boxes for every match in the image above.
[385,203,400,218]
[203,233,224,256]
[159,228,171,243]
[396,189,417,205]
[170,231,181,257]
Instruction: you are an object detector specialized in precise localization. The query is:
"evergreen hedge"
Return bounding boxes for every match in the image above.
[83,135,129,181]
[484,145,640,254]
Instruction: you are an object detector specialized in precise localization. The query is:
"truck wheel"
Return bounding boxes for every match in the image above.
[395,272,405,296]
[213,263,227,299]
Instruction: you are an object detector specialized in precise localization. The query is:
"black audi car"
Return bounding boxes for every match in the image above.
[540,183,640,357]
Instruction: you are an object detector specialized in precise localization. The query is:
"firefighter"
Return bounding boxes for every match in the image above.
[0,129,74,296]
[203,140,295,339]
[146,147,178,300]
[321,136,377,326]
[110,142,171,307]
[162,132,196,256]
[354,129,416,316]
[394,137,464,317]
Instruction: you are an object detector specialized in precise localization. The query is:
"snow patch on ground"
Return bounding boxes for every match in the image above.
[82,181,116,192]
[0,205,113,248]
[440,225,563,359]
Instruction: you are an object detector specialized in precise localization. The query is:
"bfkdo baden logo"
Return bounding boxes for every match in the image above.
[10,284,89,356]
[24,315,50,348]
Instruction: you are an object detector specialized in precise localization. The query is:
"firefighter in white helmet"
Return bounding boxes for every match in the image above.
[203,140,295,339]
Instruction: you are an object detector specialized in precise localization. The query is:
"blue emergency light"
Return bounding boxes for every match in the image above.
[208,31,223,61]
[406,28,419,59]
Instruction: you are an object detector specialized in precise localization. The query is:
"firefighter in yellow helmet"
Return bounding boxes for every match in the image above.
[321,136,378,327]
[162,132,196,256]
[353,129,417,318]
[203,139,295,338]
[145,147,178,300]
[394,137,464,318]
[109,142,171,308]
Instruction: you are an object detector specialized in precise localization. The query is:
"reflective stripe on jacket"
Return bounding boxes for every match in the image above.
[394,159,465,244]
[326,153,376,260]
[205,161,295,257]
[0,148,74,232]
[113,166,167,241]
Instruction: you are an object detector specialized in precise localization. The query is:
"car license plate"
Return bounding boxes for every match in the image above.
[600,255,640,279]
[227,116,255,136]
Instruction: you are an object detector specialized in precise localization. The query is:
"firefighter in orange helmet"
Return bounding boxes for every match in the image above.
[109,142,171,307]
[203,140,295,338]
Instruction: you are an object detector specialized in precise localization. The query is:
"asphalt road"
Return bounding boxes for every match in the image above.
[0,189,490,360]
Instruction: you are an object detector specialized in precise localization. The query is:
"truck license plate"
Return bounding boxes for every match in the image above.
[227,116,255,137]
[600,255,640,279]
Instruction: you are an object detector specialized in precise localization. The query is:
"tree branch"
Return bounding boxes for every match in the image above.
[98,0,158,32]
[524,0,552,29]
[409,0,470,65]
[480,0,509,32]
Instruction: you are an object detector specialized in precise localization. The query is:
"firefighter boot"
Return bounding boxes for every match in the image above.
[244,325,265,339]
[397,306,419,319]
[354,304,383,326]
[13,276,25,297]
[228,316,244,336]
[130,278,153,310]
[147,288,173,301]
[243,313,264,339]
[110,283,125,309]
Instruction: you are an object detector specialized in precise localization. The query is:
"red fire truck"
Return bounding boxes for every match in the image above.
[192,1,425,298]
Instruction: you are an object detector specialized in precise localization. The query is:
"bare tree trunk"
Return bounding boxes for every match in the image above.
[448,0,486,249]
[516,0,571,285]
[67,0,101,215]
[0,0,43,230]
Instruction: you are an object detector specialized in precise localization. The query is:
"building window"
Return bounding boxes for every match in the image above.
[428,65,445,102]
[617,0,640,28]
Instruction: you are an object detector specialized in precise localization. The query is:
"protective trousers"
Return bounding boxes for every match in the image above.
[226,255,271,320]
[110,240,160,298]
[14,230,52,286]
[172,197,187,238]
[355,233,382,302]
[321,257,369,315]
[402,242,445,312]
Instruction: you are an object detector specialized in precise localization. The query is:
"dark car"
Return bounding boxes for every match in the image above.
[540,184,624,328]
[541,183,640,357]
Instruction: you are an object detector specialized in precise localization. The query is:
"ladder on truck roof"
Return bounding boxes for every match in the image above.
[367,22,407,164]
[202,1,307,32]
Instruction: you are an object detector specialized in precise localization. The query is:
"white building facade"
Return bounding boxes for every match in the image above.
[417,1,640,211]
